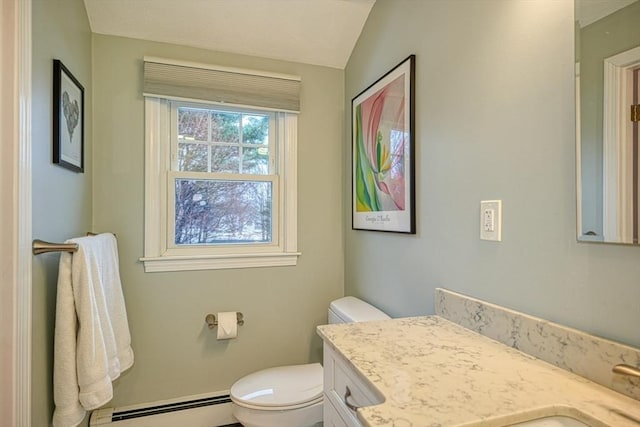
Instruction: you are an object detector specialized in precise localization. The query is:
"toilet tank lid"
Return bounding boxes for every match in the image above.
[329,296,390,323]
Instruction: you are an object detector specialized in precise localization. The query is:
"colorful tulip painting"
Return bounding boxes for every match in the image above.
[354,74,406,212]
[352,55,415,233]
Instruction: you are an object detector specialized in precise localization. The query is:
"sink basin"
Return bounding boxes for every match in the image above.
[509,416,590,426]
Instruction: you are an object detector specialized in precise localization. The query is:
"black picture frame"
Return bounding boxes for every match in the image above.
[53,59,84,173]
[352,54,416,233]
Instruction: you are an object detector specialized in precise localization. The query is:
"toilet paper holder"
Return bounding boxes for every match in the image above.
[205,312,244,329]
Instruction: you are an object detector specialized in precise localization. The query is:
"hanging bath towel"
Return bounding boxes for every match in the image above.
[53,233,134,427]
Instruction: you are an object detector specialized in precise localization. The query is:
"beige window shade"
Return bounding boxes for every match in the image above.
[143,60,301,112]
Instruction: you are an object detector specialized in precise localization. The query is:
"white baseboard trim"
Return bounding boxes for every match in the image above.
[89,391,238,427]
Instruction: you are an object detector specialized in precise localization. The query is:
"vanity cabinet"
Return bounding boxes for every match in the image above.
[323,344,380,427]
[318,305,640,426]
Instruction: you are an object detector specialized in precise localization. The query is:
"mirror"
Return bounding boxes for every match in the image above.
[576,0,640,244]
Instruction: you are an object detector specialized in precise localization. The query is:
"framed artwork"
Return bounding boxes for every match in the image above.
[53,59,84,173]
[352,54,415,233]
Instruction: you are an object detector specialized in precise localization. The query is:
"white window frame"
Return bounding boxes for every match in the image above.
[141,97,299,272]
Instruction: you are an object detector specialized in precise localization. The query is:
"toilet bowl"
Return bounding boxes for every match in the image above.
[230,297,390,427]
[230,363,323,427]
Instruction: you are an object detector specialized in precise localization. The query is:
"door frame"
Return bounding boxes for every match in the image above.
[602,46,640,242]
[1,0,33,425]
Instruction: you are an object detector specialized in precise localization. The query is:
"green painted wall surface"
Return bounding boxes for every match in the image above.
[30,0,640,419]
[91,35,345,406]
[32,0,93,425]
[578,1,640,236]
[345,0,640,347]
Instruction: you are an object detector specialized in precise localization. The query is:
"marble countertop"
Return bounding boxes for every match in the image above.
[317,316,640,427]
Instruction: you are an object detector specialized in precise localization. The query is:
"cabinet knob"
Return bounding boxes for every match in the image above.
[344,386,360,411]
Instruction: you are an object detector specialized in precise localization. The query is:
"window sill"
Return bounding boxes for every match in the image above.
[139,252,301,272]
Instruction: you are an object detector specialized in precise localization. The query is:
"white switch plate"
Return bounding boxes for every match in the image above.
[480,200,502,241]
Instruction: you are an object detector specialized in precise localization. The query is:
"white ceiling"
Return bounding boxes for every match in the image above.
[83,0,376,69]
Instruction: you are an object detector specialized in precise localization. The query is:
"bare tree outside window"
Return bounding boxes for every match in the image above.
[174,106,273,245]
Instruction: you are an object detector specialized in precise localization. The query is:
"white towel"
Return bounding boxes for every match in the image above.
[53,233,134,427]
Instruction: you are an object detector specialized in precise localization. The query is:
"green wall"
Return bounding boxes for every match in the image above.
[32,0,93,425]
[345,0,640,347]
[91,35,345,406]
[579,0,640,236]
[31,0,640,422]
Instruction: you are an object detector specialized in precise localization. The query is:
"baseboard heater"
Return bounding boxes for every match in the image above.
[90,391,239,427]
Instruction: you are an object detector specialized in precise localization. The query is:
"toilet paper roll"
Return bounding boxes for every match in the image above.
[217,312,238,340]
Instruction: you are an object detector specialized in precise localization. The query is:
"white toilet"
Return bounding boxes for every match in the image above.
[230,296,390,427]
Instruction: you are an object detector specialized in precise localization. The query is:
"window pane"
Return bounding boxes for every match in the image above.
[242,147,270,175]
[178,143,208,172]
[242,114,269,145]
[174,179,272,245]
[178,108,209,142]
[211,146,240,173]
[211,112,240,143]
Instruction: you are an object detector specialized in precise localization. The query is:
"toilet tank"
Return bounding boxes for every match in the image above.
[328,296,390,324]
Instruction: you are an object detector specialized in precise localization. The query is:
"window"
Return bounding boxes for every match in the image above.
[140,59,300,272]
[170,104,275,247]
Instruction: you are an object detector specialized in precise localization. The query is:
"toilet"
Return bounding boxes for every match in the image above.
[230,296,390,427]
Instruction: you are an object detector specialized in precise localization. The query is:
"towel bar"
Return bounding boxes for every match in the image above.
[32,232,107,255]
[32,239,78,255]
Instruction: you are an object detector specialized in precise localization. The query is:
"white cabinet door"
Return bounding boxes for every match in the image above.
[322,344,382,427]
[323,395,349,427]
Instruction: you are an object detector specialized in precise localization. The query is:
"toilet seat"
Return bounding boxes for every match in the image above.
[230,363,323,411]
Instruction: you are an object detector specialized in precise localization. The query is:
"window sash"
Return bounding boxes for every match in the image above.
[166,171,280,255]
[168,101,280,254]
[170,101,276,175]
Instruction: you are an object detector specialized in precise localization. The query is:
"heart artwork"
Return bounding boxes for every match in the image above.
[62,91,79,142]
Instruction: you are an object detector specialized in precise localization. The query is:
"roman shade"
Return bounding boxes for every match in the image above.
[143,58,301,112]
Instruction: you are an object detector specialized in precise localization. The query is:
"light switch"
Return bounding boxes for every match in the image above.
[480,200,502,241]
